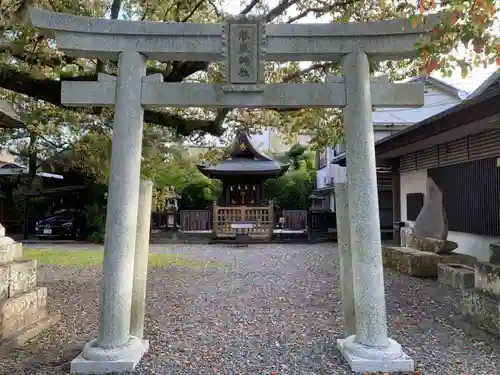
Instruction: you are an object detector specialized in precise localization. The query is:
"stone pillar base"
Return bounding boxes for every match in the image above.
[337,335,414,373]
[70,337,148,374]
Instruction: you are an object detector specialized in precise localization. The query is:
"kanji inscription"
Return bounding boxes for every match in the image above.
[222,16,265,91]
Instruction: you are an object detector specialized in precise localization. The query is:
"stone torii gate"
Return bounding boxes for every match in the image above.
[30,8,437,374]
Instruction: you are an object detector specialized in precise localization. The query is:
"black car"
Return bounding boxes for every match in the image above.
[35,210,86,239]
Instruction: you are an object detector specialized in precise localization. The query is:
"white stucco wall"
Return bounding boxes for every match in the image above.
[447,232,499,263]
[400,169,428,223]
[400,168,500,261]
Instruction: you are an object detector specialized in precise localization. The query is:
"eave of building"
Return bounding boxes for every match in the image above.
[332,87,500,166]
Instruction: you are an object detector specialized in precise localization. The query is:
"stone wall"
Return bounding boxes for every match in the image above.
[0,225,58,349]
[462,242,500,336]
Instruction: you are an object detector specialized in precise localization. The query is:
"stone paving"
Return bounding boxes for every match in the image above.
[2,242,500,374]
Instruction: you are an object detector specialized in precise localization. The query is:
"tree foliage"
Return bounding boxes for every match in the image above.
[0,0,497,186]
[150,144,222,210]
[265,150,316,210]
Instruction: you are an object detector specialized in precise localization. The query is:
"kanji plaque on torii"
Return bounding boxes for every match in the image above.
[222,16,266,91]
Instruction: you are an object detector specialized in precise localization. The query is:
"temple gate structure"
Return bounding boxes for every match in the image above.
[198,130,288,239]
[29,8,438,374]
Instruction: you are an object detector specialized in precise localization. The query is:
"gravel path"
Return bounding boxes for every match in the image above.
[2,243,500,374]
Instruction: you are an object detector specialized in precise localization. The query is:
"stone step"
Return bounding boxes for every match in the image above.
[0,242,23,266]
[0,313,60,351]
[437,263,475,290]
[0,286,47,338]
[489,242,500,265]
[474,261,500,298]
[462,289,500,336]
[382,246,476,278]
[0,260,37,300]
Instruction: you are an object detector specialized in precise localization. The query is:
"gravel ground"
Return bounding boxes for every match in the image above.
[1,243,500,375]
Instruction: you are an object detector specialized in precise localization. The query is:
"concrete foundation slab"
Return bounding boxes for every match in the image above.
[70,340,149,374]
[337,336,414,373]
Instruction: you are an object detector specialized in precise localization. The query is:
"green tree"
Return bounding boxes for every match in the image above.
[265,149,316,210]
[0,0,497,156]
[151,143,222,210]
[285,143,308,170]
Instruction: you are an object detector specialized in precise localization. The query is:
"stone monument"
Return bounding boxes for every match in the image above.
[29,7,440,373]
[0,224,59,349]
[409,177,459,253]
[382,177,475,277]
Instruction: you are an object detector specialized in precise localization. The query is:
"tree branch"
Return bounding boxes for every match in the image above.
[0,65,221,136]
[286,0,359,24]
[110,0,122,19]
[206,0,220,17]
[0,40,77,69]
[282,62,337,82]
[182,0,205,22]
[36,146,75,169]
[266,0,300,22]
[240,0,260,15]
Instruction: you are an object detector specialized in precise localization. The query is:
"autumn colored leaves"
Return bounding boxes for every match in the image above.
[410,0,499,76]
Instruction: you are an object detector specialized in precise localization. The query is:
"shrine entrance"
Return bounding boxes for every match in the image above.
[29,7,438,374]
[198,130,287,239]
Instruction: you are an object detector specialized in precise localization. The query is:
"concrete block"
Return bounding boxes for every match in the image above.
[474,261,500,298]
[0,243,23,265]
[489,242,500,265]
[0,287,47,338]
[437,263,475,290]
[70,340,149,374]
[462,290,500,336]
[0,266,8,300]
[409,236,458,254]
[337,336,414,373]
[0,313,60,350]
[8,260,37,297]
[382,246,476,278]
[0,260,37,300]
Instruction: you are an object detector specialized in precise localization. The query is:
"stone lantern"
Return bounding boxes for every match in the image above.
[165,186,179,212]
[309,194,326,211]
[164,187,179,230]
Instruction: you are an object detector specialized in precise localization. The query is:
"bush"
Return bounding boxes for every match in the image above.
[84,203,106,244]
[87,231,105,244]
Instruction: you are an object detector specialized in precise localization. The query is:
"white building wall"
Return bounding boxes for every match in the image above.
[400,169,428,223]
[372,84,461,124]
[400,168,500,262]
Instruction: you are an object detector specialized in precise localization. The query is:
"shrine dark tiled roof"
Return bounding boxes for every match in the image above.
[197,130,289,176]
[199,158,286,173]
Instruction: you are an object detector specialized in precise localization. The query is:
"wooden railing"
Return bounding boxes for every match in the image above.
[179,210,212,231]
[213,202,273,239]
[151,211,170,229]
[282,209,307,230]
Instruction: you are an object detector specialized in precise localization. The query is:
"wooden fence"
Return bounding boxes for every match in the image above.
[212,202,273,239]
[281,209,307,230]
[307,211,337,241]
[179,210,212,231]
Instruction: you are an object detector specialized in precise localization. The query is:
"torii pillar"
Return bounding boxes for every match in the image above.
[336,54,416,372]
[75,53,149,372]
